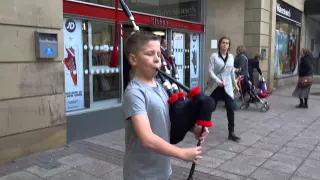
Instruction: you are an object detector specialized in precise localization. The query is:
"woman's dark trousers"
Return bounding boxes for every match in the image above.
[210,87,240,141]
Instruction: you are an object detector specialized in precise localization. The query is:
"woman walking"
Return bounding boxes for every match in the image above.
[292,48,313,108]
[205,37,241,142]
[248,53,263,86]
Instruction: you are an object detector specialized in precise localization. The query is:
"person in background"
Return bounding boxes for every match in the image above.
[248,53,263,87]
[205,36,241,142]
[161,38,168,54]
[234,45,251,96]
[292,48,313,108]
[234,45,249,79]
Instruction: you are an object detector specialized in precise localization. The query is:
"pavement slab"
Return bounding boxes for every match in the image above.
[1,85,320,179]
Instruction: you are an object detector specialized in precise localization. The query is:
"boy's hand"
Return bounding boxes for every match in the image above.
[192,126,209,145]
[180,147,202,163]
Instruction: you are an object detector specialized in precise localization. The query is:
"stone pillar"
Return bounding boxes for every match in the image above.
[0,0,66,162]
[244,0,273,88]
[268,0,277,89]
[205,0,245,82]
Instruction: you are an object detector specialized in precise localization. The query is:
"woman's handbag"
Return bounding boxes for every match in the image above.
[298,76,313,88]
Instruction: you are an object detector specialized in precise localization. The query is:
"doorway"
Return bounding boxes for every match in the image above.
[122,24,168,90]
[171,31,201,89]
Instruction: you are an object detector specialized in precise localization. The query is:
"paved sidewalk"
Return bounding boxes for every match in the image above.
[1,85,320,180]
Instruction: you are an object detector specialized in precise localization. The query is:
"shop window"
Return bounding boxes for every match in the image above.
[74,0,202,23]
[64,18,121,113]
[90,21,121,104]
[172,31,200,89]
[274,21,300,78]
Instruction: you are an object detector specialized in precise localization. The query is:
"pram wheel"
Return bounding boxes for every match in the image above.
[261,103,270,112]
[240,103,250,110]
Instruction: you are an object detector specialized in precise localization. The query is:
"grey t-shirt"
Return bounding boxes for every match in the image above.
[122,79,172,180]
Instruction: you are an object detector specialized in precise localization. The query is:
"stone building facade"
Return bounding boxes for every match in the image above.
[205,0,307,89]
[0,0,66,162]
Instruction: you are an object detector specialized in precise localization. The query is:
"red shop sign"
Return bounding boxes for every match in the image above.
[151,17,189,29]
[63,0,204,32]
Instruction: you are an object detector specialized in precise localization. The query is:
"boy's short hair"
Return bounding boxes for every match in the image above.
[124,31,160,59]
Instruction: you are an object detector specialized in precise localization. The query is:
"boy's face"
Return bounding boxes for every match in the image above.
[129,40,162,78]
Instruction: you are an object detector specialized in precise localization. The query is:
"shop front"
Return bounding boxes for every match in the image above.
[304,0,320,75]
[62,0,205,142]
[274,0,302,80]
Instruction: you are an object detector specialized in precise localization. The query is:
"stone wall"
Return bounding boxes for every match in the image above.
[0,0,66,162]
[205,0,245,82]
[244,0,273,87]
[282,0,304,11]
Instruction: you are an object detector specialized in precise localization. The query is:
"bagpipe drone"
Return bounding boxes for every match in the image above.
[116,1,216,179]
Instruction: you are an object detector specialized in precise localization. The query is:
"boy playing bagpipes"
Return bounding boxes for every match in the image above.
[122,31,209,180]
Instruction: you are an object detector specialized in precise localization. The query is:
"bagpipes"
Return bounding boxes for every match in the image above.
[117,0,216,179]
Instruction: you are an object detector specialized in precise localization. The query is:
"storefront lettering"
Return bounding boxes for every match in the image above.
[151,17,169,27]
[151,17,188,29]
[277,3,291,17]
[154,6,197,17]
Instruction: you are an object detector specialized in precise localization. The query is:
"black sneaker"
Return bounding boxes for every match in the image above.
[228,132,241,142]
[296,104,304,108]
[303,104,308,108]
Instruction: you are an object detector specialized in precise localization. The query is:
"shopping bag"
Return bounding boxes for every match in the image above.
[258,76,267,91]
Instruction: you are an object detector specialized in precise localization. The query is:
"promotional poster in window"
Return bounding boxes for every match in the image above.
[172,32,185,85]
[63,18,85,112]
[190,33,200,89]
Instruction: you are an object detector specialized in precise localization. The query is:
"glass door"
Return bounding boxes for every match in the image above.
[171,31,200,89]
[88,21,121,108]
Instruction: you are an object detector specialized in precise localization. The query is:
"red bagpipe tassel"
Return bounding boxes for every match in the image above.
[168,93,179,104]
[196,120,213,127]
[109,0,120,68]
[177,92,185,99]
[186,86,201,99]
[168,92,185,104]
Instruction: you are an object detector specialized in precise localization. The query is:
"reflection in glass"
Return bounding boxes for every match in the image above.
[91,21,121,102]
[78,0,114,6]
[75,0,201,22]
[274,21,300,78]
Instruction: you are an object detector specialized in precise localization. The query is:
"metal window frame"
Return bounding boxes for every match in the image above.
[200,0,207,90]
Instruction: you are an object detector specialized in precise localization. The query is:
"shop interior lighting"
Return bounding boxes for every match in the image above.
[152,31,165,36]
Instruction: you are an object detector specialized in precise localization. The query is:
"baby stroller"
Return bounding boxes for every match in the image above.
[236,74,270,112]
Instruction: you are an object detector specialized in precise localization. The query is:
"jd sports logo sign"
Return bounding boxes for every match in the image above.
[65,19,76,33]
